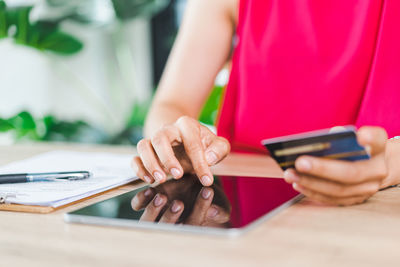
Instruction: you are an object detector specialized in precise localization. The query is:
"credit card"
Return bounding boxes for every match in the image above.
[261,127,370,170]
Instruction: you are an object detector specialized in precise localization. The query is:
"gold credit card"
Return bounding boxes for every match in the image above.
[261,127,370,170]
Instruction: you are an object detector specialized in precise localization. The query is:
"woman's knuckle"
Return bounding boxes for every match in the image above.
[193,162,208,175]
[335,184,349,197]
[186,142,202,154]
[162,158,175,169]
[151,134,164,147]
[135,168,146,178]
[202,134,213,146]
[137,139,150,152]
[366,183,380,195]
[376,166,388,180]
[176,115,193,126]
[219,138,231,152]
[298,175,310,187]
[161,125,176,135]
[140,157,155,172]
[159,125,171,132]
[303,188,314,198]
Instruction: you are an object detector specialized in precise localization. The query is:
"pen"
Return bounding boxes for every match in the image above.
[0,171,91,184]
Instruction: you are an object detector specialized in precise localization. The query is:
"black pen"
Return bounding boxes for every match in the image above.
[0,171,91,184]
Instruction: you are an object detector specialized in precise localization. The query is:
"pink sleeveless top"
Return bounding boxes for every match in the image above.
[218,0,400,153]
[217,0,400,225]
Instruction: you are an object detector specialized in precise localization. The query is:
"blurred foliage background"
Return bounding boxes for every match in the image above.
[0,0,224,145]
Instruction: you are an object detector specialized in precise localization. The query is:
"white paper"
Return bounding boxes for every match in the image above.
[0,150,138,207]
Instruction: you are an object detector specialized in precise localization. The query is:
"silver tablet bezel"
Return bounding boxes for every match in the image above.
[64,192,303,237]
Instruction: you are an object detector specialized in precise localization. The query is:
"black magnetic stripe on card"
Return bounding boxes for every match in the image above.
[278,150,369,168]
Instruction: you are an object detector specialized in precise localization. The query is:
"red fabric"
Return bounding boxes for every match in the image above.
[216,0,400,221]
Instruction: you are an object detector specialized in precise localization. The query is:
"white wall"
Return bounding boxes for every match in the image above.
[0,18,153,138]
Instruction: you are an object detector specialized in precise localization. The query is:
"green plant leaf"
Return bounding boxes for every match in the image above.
[33,20,60,43]
[38,30,83,54]
[5,111,39,140]
[0,109,147,145]
[42,115,55,129]
[0,118,14,132]
[13,6,32,44]
[199,85,224,125]
[1,4,83,55]
[9,111,36,130]
[111,0,169,20]
[126,101,150,127]
[41,118,107,143]
[0,1,7,38]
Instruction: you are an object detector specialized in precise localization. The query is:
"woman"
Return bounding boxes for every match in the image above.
[131,0,400,206]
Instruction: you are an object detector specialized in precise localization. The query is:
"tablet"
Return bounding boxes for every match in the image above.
[64,175,302,236]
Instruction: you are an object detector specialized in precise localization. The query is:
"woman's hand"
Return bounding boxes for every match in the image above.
[131,116,230,186]
[283,126,388,206]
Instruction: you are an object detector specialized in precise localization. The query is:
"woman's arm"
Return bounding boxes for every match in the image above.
[132,0,238,186]
[144,0,238,137]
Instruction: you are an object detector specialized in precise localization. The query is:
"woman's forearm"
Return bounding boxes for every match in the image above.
[143,0,236,138]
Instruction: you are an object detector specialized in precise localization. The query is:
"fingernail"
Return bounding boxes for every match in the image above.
[201,175,212,186]
[207,207,218,218]
[143,175,152,183]
[154,194,164,207]
[153,171,164,182]
[293,183,302,192]
[171,201,181,213]
[206,151,218,165]
[296,158,312,172]
[201,188,212,199]
[170,168,181,178]
[144,188,152,197]
[283,170,300,182]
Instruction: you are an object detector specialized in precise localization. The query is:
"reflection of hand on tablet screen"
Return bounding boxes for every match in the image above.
[130,175,231,227]
[66,175,301,235]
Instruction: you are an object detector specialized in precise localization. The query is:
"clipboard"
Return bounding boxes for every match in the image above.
[0,151,140,213]
[0,184,134,213]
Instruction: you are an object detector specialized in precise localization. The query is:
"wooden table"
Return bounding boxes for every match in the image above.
[1,143,400,267]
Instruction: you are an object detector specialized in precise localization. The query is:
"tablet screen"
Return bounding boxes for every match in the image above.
[66,175,301,235]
